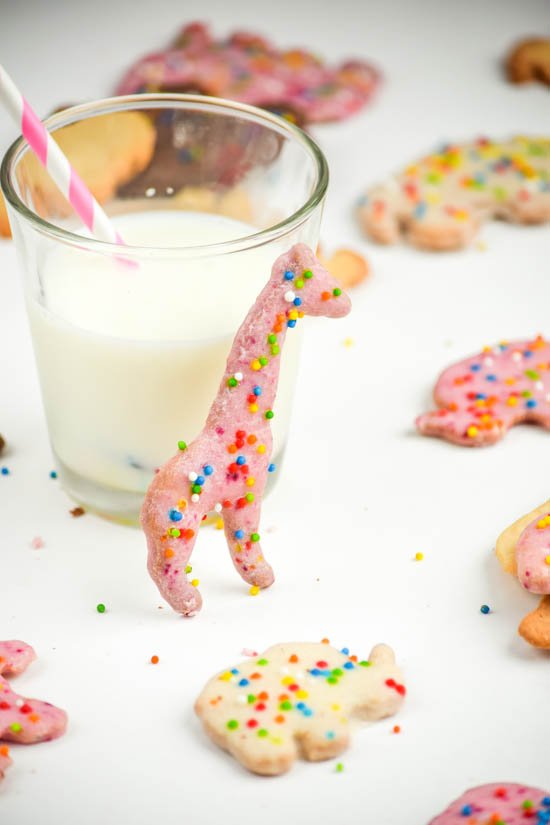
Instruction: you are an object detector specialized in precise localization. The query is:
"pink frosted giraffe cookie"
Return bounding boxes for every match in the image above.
[496,500,550,649]
[357,136,550,250]
[116,21,380,125]
[195,641,405,775]
[416,336,550,446]
[429,783,550,823]
[0,641,67,781]
[141,244,351,616]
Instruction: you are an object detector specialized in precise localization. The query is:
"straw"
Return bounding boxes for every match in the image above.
[0,64,124,245]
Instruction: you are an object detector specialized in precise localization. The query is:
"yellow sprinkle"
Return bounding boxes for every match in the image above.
[257,444,266,454]
[191,578,199,587]
[537,516,550,529]
[296,689,308,699]
[298,311,305,318]
[270,737,283,745]
[475,240,487,251]
[246,477,255,487]
[507,396,518,406]
[249,585,260,596]
[251,359,261,371]
[414,552,424,561]
[331,704,340,711]
[177,499,188,510]
[504,377,516,386]
[466,426,478,438]
[281,676,294,686]
[343,337,354,348]
[249,404,259,413]
[219,671,233,681]
[215,517,224,530]
[545,555,550,566]
[288,310,298,321]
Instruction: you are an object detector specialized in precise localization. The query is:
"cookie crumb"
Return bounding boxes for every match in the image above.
[241,648,258,657]
[70,506,85,517]
[30,536,44,550]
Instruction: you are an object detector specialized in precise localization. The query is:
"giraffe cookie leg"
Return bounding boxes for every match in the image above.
[222,500,274,589]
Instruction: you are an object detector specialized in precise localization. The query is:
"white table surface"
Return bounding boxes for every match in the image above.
[1,1,549,823]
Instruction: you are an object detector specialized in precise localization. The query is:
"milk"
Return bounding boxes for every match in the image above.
[27,212,302,505]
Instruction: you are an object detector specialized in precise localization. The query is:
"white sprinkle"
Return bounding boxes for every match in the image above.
[236,694,247,705]
[284,290,296,303]
[483,356,494,367]
[188,471,198,482]
[191,494,199,503]
[234,372,243,382]
[15,698,24,707]
[512,351,522,362]
[536,381,544,391]
[214,502,222,513]
[165,186,174,195]
[145,187,156,198]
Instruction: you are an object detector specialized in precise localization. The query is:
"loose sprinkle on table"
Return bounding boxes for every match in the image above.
[414,552,424,561]
[70,507,85,518]
[96,603,106,614]
[150,655,159,665]
[480,604,491,614]
[50,470,58,479]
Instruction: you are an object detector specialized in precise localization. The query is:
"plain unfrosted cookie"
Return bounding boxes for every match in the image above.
[0,641,67,782]
[317,247,370,289]
[506,38,550,86]
[357,136,550,250]
[496,500,550,649]
[195,641,405,775]
[416,336,550,447]
[429,783,550,824]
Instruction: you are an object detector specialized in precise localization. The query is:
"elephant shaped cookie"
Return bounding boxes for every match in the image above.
[195,641,405,775]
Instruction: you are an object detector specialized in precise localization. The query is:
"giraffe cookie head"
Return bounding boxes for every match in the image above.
[195,640,404,775]
[277,244,352,320]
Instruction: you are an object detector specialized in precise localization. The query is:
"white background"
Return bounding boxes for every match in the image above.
[1,1,549,823]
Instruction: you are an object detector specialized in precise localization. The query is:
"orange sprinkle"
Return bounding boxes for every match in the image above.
[279,693,289,701]
[321,637,330,644]
[392,725,401,734]
[258,691,269,700]
[28,714,40,724]
[164,548,175,559]
[183,529,195,541]
[289,654,299,663]
[247,434,257,444]
[250,672,262,680]
[227,444,237,454]
[350,655,358,662]
[275,715,285,724]
[0,745,9,757]
[321,291,331,301]
[151,655,159,665]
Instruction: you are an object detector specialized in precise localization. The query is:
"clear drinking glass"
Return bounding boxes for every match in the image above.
[1,94,327,524]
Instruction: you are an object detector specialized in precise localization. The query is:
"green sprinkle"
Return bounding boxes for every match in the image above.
[271,345,280,356]
[177,441,187,451]
[265,410,274,420]
[259,356,268,366]
[257,657,268,665]
[335,762,344,773]
[358,660,371,667]
[267,334,277,345]
[295,279,304,289]
[493,186,507,201]
[327,676,338,684]
[245,493,255,503]
[257,729,268,738]
[227,377,238,388]
[251,533,260,543]
[332,668,343,677]
[280,700,292,711]
[185,565,192,574]
[10,723,22,734]
[333,288,342,297]
[525,369,540,380]
[192,484,202,494]
[303,269,313,279]
[227,720,239,730]
[96,603,106,614]
[247,694,256,704]
[521,390,532,398]
[169,528,181,538]
[522,801,534,810]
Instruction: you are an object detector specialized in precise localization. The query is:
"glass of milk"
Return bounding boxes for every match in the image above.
[1,95,327,523]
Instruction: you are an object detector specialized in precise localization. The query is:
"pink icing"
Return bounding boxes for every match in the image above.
[0,641,67,782]
[141,244,351,616]
[116,21,379,123]
[429,783,550,824]
[416,336,550,446]
[516,513,550,594]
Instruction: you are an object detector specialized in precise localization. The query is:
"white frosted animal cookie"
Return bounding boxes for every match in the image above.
[195,641,405,775]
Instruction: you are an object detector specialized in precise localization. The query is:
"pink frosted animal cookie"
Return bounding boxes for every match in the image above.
[416,336,550,446]
[116,21,380,125]
[195,641,405,776]
[141,244,351,616]
[0,641,67,782]
[496,500,550,649]
[429,783,550,824]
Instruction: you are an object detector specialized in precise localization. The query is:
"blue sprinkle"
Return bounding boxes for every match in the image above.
[526,399,537,408]
[470,363,481,371]
[343,662,354,669]
[340,647,349,655]
[325,731,335,740]
[284,270,294,280]
[475,393,487,400]
[485,374,497,381]
[196,475,205,486]
[460,805,473,816]
[296,702,305,711]
[498,343,508,351]
[169,508,183,522]
[203,465,214,476]
[303,708,313,717]
[543,798,550,807]
[236,455,246,466]
[50,470,58,479]
[480,604,490,614]
[287,319,297,328]
[293,297,302,307]
[1,467,9,476]
[235,529,245,540]
[413,201,427,219]
[253,386,262,396]
[238,678,250,687]
[310,668,321,676]
[268,463,276,473]
[231,668,239,675]
[524,350,533,358]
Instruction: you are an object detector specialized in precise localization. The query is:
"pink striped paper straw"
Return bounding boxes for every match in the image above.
[0,64,124,245]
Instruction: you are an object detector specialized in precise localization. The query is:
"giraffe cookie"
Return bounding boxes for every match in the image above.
[0,641,67,781]
[357,136,550,250]
[116,21,380,125]
[195,641,405,775]
[506,38,550,86]
[416,336,550,446]
[141,244,350,616]
[496,500,550,649]
[429,783,550,824]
